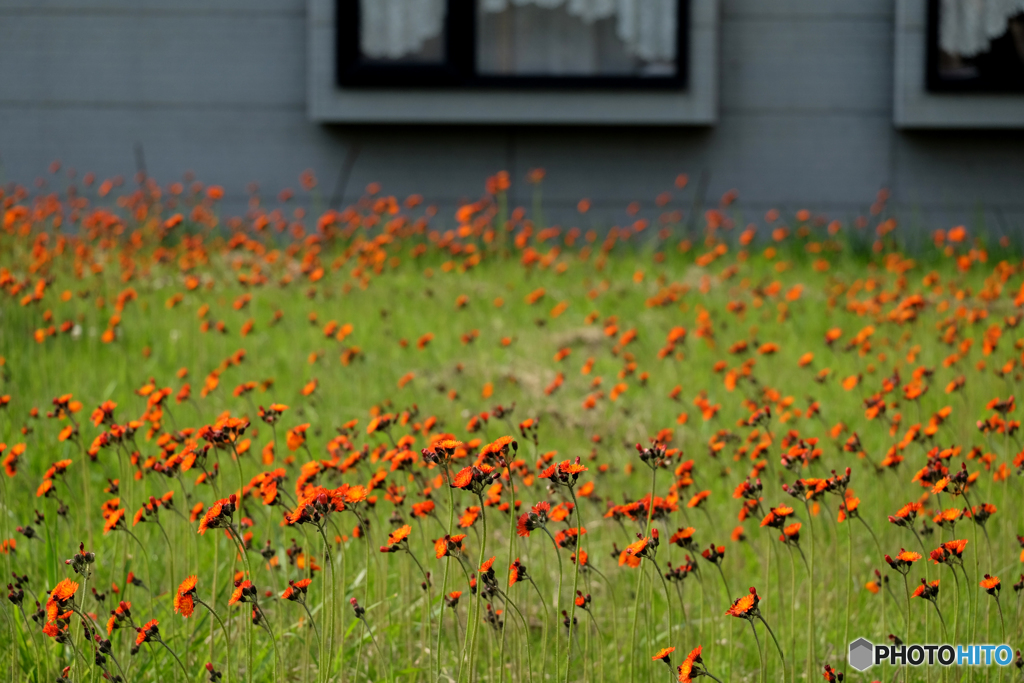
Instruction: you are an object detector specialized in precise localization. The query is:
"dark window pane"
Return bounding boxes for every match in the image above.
[932,0,1024,91]
[476,0,677,77]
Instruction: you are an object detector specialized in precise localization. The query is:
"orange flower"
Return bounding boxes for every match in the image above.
[46,578,79,622]
[103,508,126,534]
[652,646,676,663]
[286,423,310,452]
[760,505,794,528]
[677,645,703,683]
[135,619,159,646]
[175,575,197,617]
[198,497,233,534]
[625,537,649,557]
[452,467,474,489]
[687,490,711,508]
[229,580,253,605]
[387,524,411,546]
[42,621,66,639]
[435,534,465,559]
[411,500,435,518]
[51,578,79,601]
[509,558,526,586]
[980,574,1000,595]
[618,549,642,568]
[933,508,960,526]
[943,539,968,557]
[726,590,758,618]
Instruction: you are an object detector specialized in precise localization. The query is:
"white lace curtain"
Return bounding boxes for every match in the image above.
[359,0,677,63]
[360,0,446,61]
[940,0,1024,56]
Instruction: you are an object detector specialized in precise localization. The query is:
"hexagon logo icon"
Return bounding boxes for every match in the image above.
[849,638,874,671]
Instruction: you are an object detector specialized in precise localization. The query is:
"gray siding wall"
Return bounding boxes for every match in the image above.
[2,0,1023,237]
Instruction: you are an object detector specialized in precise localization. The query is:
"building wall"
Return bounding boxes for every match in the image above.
[2,0,1024,237]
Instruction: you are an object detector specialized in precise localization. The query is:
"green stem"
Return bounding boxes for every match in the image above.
[844,520,853,668]
[750,619,766,683]
[258,605,281,683]
[757,614,786,675]
[197,598,232,683]
[903,574,911,683]
[159,639,191,682]
[465,498,487,683]
[437,462,456,679]
[499,466,517,683]
[564,488,582,683]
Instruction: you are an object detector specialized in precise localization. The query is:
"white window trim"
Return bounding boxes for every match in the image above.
[894,0,1024,128]
[307,0,718,124]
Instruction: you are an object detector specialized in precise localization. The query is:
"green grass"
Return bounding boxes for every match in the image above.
[0,184,1022,683]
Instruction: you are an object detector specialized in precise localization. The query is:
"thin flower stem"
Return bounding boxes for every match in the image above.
[844,520,853,671]
[315,523,335,683]
[994,596,1005,644]
[750,619,766,683]
[361,617,391,682]
[951,567,961,649]
[108,650,128,683]
[196,598,232,683]
[540,523,564,677]
[437,461,456,680]
[72,575,89,680]
[405,547,430,585]
[158,638,191,682]
[931,599,948,640]
[67,632,89,668]
[758,614,787,674]
[499,464,517,683]
[497,588,535,683]
[650,557,674,645]
[803,500,815,683]
[713,562,732,600]
[300,600,323,651]
[857,516,884,557]
[465,497,487,683]
[19,606,44,682]
[564,487,582,683]
[632,464,657,680]
[903,574,912,683]
[961,488,981,668]
[229,440,246,504]
[527,575,550,624]
[786,546,797,683]
[257,604,281,683]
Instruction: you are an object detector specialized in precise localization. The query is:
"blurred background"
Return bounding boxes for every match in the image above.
[2,0,1024,238]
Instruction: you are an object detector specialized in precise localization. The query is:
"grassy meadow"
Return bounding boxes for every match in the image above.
[0,171,1022,683]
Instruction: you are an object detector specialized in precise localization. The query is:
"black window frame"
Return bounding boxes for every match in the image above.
[926,0,1024,93]
[336,0,689,89]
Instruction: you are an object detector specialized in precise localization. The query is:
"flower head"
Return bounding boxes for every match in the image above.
[677,645,704,683]
[726,587,760,619]
[136,619,159,646]
[980,574,1000,596]
[175,575,198,617]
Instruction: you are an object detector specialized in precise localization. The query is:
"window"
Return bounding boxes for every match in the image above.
[927,0,1024,92]
[336,0,688,88]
